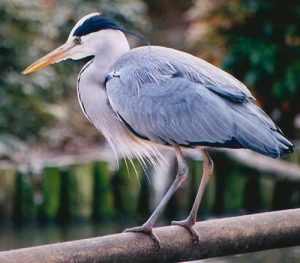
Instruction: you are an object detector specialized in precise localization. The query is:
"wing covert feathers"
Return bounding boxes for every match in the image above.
[106,46,294,158]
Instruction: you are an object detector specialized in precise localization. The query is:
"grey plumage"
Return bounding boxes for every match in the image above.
[106,46,293,158]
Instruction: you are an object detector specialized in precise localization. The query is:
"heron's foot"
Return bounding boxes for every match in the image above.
[171,218,200,244]
[124,224,161,249]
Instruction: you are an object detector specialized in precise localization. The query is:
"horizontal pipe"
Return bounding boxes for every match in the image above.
[225,149,300,181]
[0,209,299,262]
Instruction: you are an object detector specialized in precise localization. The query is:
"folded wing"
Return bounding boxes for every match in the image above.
[106,47,293,158]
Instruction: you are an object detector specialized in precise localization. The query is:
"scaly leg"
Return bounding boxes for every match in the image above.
[172,149,213,244]
[124,146,188,248]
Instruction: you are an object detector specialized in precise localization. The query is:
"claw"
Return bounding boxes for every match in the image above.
[124,225,161,249]
[172,219,200,244]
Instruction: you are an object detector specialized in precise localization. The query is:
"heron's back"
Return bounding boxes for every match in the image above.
[107,46,294,158]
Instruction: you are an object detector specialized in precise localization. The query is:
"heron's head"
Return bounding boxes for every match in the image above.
[22,13,134,74]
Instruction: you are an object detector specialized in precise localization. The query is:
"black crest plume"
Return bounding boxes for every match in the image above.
[74,15,149,45]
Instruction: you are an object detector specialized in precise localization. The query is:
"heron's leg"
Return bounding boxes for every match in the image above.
[172,149,213,244]
[124,146,188,247]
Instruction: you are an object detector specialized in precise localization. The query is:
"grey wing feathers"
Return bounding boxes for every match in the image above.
[112,46,254,102]
[106,46,294,158]
[108,77,234,144]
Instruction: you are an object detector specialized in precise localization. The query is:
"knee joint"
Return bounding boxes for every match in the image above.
[178,163,189,180]
[205,158,214,174]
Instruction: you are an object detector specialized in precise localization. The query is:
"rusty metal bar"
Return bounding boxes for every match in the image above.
[0,209,299,262]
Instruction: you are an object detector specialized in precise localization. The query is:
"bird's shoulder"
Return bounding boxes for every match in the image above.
[110,46,254,103]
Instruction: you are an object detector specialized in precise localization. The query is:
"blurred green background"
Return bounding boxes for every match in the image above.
[0,0,299,262]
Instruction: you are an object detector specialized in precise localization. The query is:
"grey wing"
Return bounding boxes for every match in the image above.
[106,47,293,157]
[111,46,254,103]
[107,76,238,147]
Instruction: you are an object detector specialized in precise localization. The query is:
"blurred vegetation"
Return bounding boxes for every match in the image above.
[186,0,300,138]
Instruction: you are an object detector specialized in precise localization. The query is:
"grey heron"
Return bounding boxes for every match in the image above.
[23,13,294,247]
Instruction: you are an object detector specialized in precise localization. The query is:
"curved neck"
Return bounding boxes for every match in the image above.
[85,29,130,84]
[77,29,130,128]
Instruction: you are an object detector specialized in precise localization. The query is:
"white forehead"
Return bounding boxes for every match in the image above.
[67,12,101,41]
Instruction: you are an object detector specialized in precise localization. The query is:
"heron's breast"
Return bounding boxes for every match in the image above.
[77,63,161,159]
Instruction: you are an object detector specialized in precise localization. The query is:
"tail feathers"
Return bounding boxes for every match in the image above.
[253,104,294,156]
[272,129,294,156]
[237,126,294,158]
[232,102,294,158]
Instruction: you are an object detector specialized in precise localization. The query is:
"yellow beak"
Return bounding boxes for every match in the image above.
[22,42,74,74]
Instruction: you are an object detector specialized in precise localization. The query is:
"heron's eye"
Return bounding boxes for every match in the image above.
[74,36,82,45]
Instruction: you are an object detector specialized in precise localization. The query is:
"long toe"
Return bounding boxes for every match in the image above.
[171,219,200,245]
[124,225,150,233]
[124,225,161,249]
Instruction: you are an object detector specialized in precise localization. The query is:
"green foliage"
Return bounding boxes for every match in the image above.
[39,167,61,221]
[0,2,48,140]
[188,0,300,136]
[68,163,94,220]
[12,170,35,224]
[93,161,115,221]
[221,0,300,100]
[0,169,15,223]
[113,159,141,217]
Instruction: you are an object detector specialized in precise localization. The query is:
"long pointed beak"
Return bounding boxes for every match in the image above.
[22,42,74,74]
